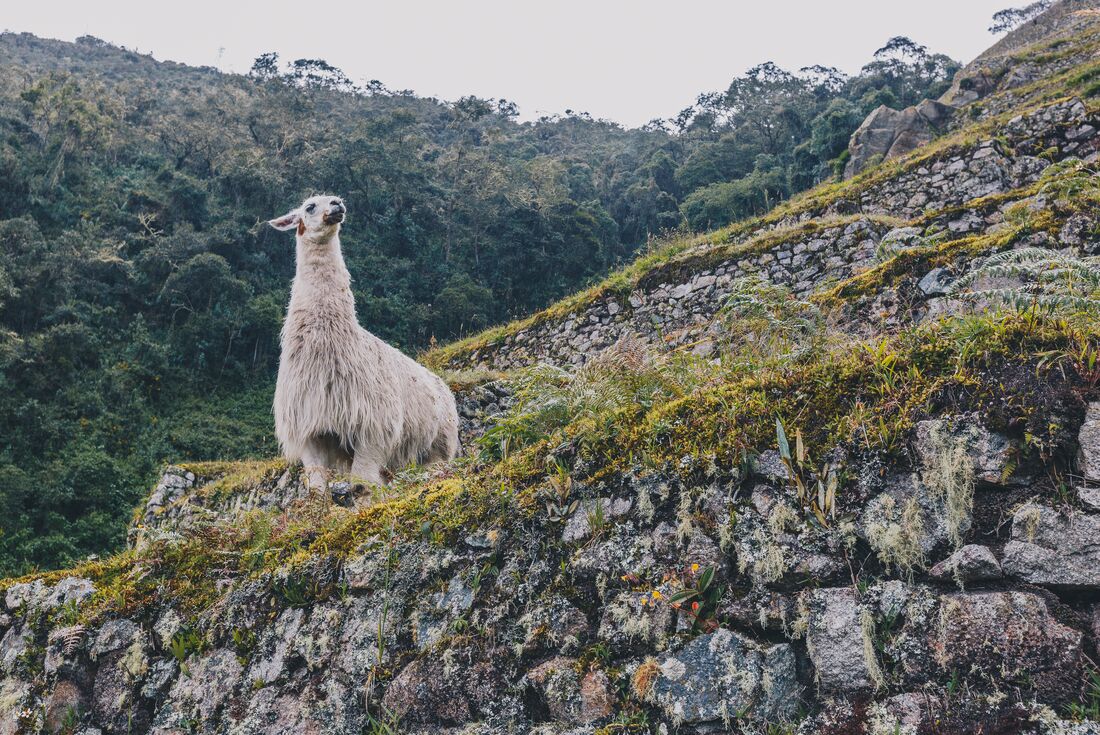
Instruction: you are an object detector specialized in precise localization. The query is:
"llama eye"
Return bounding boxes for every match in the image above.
[305,204,316,213]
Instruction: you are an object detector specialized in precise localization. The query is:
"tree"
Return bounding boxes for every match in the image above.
[249,52,280,81]
[990,1,1053,34]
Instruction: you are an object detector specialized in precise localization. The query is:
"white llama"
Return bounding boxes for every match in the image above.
[268,195,459,488]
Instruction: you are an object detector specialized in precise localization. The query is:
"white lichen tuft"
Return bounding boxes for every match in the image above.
[860,608,886,690]
[921,424,975,548]
[866,494,927,576]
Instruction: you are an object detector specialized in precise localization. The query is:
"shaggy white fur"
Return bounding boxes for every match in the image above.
[269,195,459,488]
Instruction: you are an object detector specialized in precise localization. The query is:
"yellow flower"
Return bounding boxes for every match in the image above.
[691,563,700,573]
[651,590,662,600]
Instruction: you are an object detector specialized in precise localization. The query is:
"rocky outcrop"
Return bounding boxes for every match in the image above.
[1002,505,1100,588]
[844,99,956,178]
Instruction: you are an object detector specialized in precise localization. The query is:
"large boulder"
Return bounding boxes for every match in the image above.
[648,628,798,725]
[930,591,1082,703]
[1002,505,1100,588]
[845,99,956,178]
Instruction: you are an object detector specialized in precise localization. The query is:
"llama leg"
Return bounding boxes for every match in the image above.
[300,442,330,492]
[350,450,386,487]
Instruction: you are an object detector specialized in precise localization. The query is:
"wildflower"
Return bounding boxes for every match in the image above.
[691,563,700,573]
[691,601,700,612]
[651,590,662,600]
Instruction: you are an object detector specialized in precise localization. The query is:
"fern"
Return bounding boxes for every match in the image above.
[950,247,1100,314]
[49,625,87,657]
[720,275,827,364]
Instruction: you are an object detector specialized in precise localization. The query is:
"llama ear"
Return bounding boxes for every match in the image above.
[268,210,301,231]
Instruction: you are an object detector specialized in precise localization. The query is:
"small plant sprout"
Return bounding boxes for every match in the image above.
[545,463,579,524]
[655,563,720,632]
[776,418,839,527]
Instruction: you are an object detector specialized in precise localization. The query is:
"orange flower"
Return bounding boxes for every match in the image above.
[691,601,700,612]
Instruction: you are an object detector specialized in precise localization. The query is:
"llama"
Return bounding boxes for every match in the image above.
[268,195,460,489]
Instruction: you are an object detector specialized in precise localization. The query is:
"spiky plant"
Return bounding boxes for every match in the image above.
[949,247,1100,313]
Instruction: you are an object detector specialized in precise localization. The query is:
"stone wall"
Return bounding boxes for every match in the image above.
[3,405,1100,734]
[446,97,1100,372]
[451,218,889,370]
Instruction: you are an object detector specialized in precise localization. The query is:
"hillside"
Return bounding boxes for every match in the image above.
[2,2,1100,733]
[0,30,958,576]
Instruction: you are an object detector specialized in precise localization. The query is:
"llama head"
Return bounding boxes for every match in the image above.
[269,195,346,237]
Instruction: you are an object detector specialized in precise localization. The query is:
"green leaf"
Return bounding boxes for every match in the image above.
[668,589,699,604]
[776,418,790,460]
[698,566,715,593]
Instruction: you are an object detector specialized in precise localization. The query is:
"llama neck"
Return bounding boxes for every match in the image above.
[288,233,357,323]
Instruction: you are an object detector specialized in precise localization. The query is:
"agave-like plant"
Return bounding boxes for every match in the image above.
[949,247,1100,313]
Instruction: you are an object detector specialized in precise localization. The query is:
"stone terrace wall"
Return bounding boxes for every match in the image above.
[450,218,890,370]
[847,98,1099,222]
[446,98,1099,372]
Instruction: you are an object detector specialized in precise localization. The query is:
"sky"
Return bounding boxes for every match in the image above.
[5,0,1013,127]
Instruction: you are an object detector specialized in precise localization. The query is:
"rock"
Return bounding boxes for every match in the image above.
[917,267,953,296]
[862,473,957,567]
[43,577,95,609]
[0,623,30,674]
[162,648,243,726]
[1079,402,1100,484]
[526,657,611,724]
[805,588,875,693]
[914,417,1020,485]
[930,591,1082,702]
[91,619,142,660]
[383,656,471,725]
[1080,486,1100,511]
[869,691,941,734]
[415,573,475,650]
[248,607,304,686]
[753,450,789,482]
[4,579,45,611]
[0,679,30,735]
[597,588,676,651]
[845,99,956,178]
[561,497,632,543]
[649,628,797,724]
[44,680,85,734]
[929,544,1002,584]
[518,596,590,655]
[881,227,924,250]
[1002,505,1100,588]
[579,670,615,723]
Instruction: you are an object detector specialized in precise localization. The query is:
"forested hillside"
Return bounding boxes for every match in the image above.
[0,31,956,574]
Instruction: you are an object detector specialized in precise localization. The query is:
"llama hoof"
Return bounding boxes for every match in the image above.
[303,466,329,493]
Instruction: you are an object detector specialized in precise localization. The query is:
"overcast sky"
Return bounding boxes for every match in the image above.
[6,0,1013,127]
